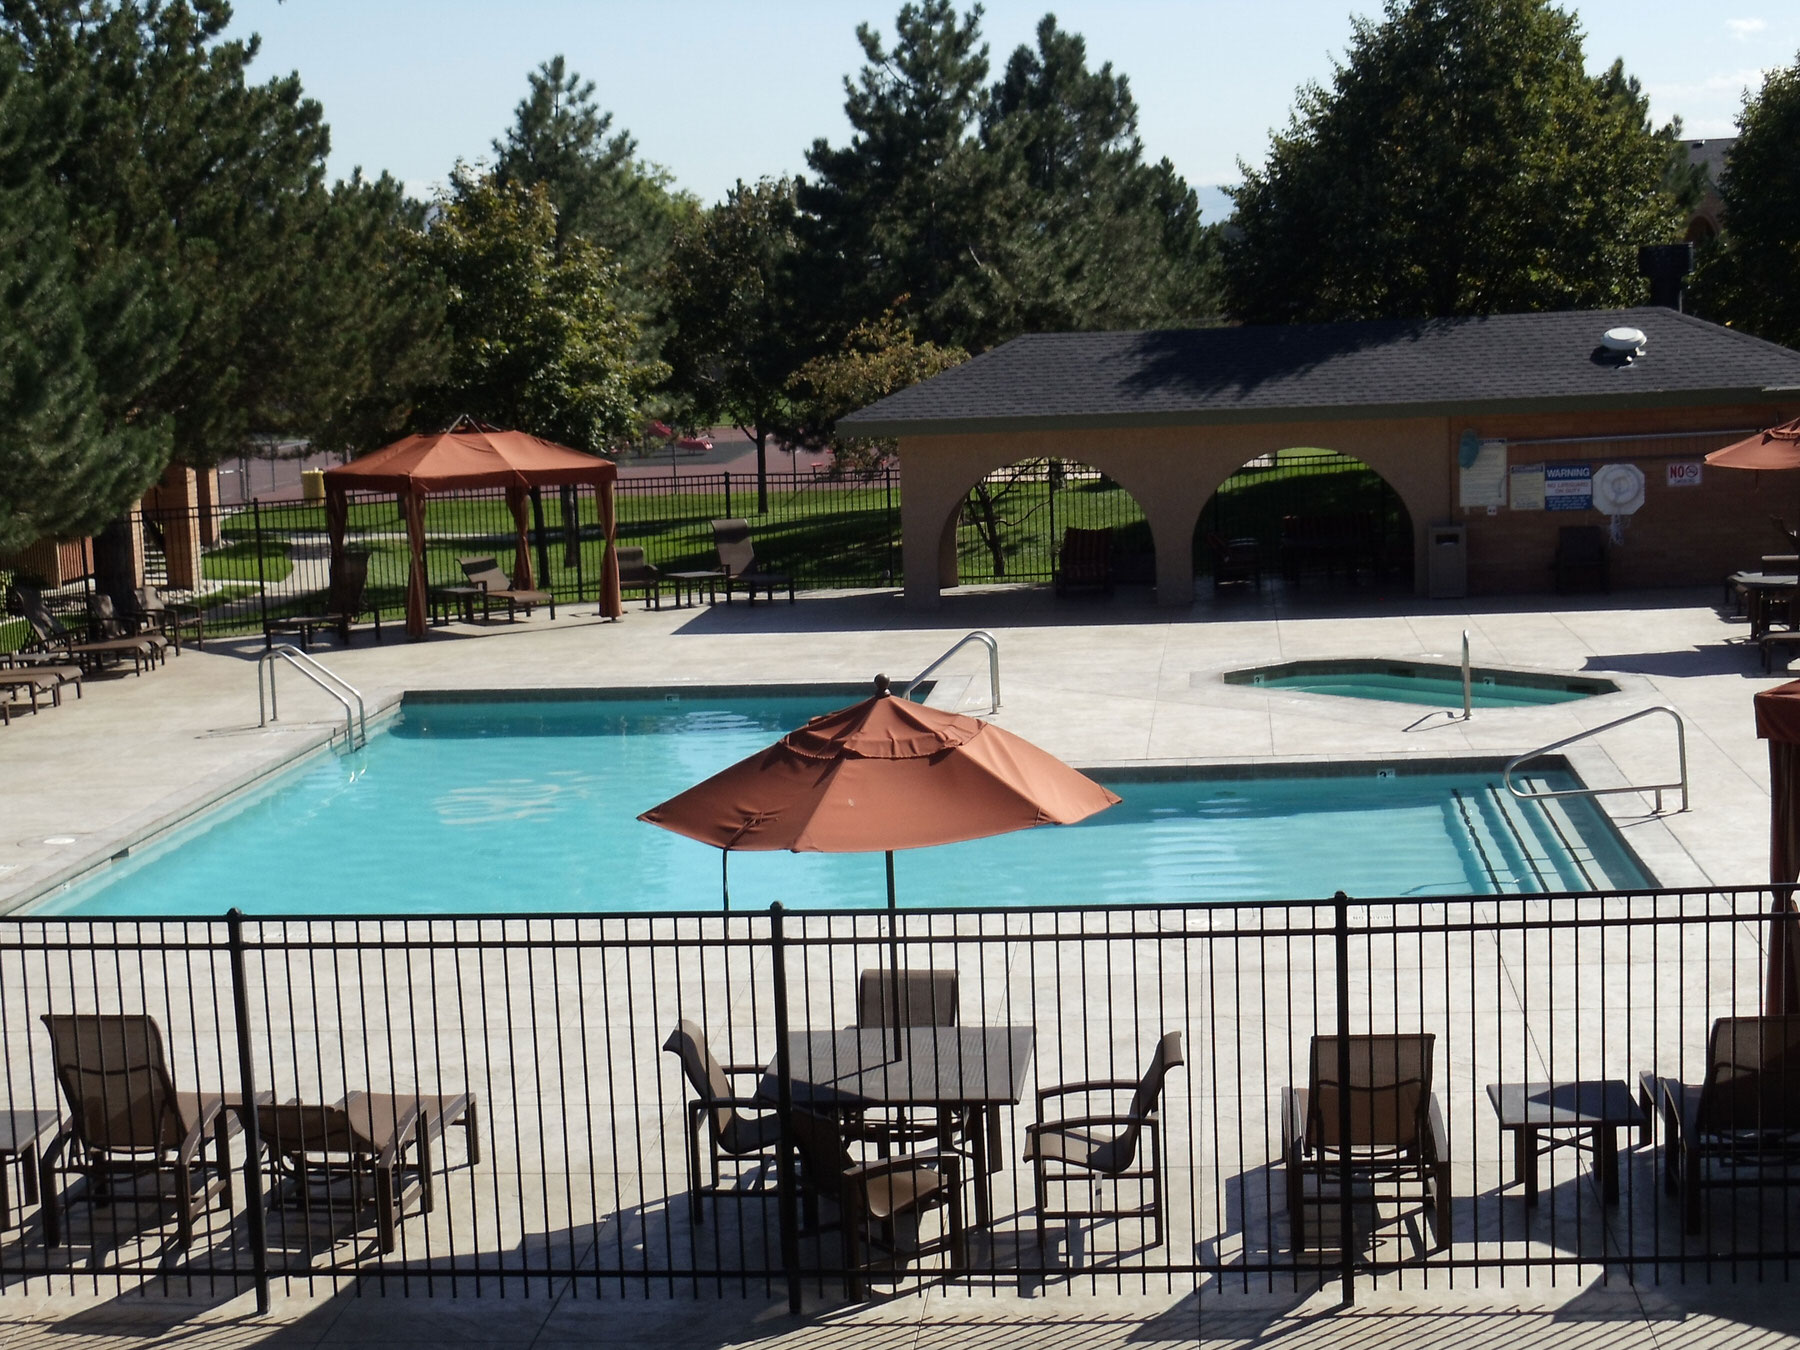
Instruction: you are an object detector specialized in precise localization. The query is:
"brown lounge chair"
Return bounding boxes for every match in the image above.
[662,1020,783,1222]
[38,1014,238,1250]
[129,586,205,652]
[10,589,159,675]
[790,1108,962,1298]
[256,1090,479,1254]
[1661,1015,1800,1232]
[1054,527,1113,596]
[615,546,661,610]
[711,518,794,604]
[266,550,382,650]
[1024,1031,1183,1251]
[88,593,172,661]
[0,663,83,724]
[457,554,555,621]
[1282,1032,1451,1251]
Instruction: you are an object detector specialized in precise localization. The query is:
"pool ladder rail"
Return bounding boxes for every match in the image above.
[1503,704,1689,815]
[899,630,999,714]
[256,645,368,750]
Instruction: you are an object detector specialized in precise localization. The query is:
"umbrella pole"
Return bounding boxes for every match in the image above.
[887,850,902,1060]
[722,851,730,914]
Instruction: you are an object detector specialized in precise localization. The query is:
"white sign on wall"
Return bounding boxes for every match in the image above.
[1667,461,1703,488]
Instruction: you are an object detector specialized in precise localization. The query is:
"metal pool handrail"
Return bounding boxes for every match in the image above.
[899,630,1000,713]
[1502,704,1688,814]
[1460,630,1472,721]
[257,645,367,749]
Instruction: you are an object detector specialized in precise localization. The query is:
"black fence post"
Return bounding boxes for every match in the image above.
[885,468,896,586]
[723,472,733,522]
[530,488,552,601]
[769,902,802,1313]
[225,908,270,1314]
[251,500,268,643]
[1334,891,1355,1306]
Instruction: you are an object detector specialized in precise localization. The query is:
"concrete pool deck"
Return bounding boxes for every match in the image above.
[1,583,1797,1348]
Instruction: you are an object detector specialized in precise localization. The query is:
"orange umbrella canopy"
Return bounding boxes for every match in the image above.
[639,684,1120,854]
[323,422,617,493]
[1705,416,1800,471]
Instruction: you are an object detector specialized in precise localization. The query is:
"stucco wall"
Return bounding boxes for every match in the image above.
[897,400,1800,608]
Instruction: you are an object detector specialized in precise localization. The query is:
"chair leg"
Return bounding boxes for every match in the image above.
[686,1111,705,1225]
[175,1162,195,1250]
[1033,1158,1048,1255]
[375,1165,397,1253]
[463,1098,481,1166]
[1286,1158,1306,1252]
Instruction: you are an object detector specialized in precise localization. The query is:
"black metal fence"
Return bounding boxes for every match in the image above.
[1,887,1796,1307]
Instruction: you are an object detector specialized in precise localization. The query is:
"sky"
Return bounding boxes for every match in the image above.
[229,1,1799,221]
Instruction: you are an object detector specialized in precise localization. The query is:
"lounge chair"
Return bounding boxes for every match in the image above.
[88,593,172,661]
[1552,525,1609,594]
[257,1098,411,1253]
[266,550,382,650]
[662,1020,784,1222]
[1208,533,1261,590]
[1282,1032,1450,1251]
[456,555,554,622]
[0,664,83,723]
[711,518,794,604]
[615,546,662,610]
[1024,1031,1184,1251]
[1054,527,1113,596]
[10,588,159,675]
[129,586,204,651]
[790,1108,962,1297]
[38,1013,237,1250]
[1661,1015,1800,1232]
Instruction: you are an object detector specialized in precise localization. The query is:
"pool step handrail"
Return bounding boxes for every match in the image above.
[899,630,1000,714]
[257,645,367,749]
[1502,705,1688,814]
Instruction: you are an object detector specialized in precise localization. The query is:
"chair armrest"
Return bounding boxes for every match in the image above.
[176,1096,225,1165]
[1024,1112,1142,1135]
[1661,1079,1702,1147]
[1036,1079,1137,1106]
[720,1064,767,1077]
[1282,1086,1306,1158]
[690,1095,772,1113]
[1426,1093,1451,1165]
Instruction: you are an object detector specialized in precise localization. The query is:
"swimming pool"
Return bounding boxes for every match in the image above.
[1226,659,1617,709]
[36,690,1651,916]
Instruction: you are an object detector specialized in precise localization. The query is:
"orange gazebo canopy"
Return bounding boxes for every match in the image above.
[324,422,617,494]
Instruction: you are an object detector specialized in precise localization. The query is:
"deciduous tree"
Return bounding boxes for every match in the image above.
[1222,0,1684,322]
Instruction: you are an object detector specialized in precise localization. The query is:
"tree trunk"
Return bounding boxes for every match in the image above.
[92,518,137,610]
[969,484,1006,578]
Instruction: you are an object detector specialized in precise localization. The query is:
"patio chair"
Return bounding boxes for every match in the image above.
[256,1098,415,1254]
[9,588,159,675]
[614,546,662,610]
[790,1107,963,1298]
[0,663,82,721]
[1282,1033,1451,1252]
[1661,1015,1800,1233]
[266,550,383,650]
[1023,1031,1184,1251]
[662,1020,784,1222]
[711,519,794,604]
[852,970,961,1151]
[129,586,204,651]
[38,1014,236,1250]
[88,593,171,661]
[1054,527,1114,597]
[1552,525,1609,594]
[456,554,554,622]
[1208,534,1261,590]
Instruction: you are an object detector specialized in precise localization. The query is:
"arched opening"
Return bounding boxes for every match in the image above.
[1192,448,1413,593]
[954,458,1152,591]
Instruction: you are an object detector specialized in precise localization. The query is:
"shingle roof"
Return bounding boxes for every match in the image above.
[837,308,1800,436]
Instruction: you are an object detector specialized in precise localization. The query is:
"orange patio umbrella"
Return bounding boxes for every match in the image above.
[639,678,1120,1041]
[1754,680,1800,1013]
[1705,415,1800,472]
[323,417,623,639]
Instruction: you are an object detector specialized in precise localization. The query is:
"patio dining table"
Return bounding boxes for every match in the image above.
[1730,571,1800,638]
[756,1025,1034,1229]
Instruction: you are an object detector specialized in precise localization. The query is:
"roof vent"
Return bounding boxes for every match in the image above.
[1601,326,1647,357]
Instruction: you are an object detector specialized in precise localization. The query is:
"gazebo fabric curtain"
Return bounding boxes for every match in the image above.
[1755,682,1800,1013]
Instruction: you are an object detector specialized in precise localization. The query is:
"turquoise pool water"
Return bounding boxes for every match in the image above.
[38,693,1650,917]
[1228,660,1615,709]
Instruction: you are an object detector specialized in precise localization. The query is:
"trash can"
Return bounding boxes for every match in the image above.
[301,469,325,503]
[1427,522,1467,599]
